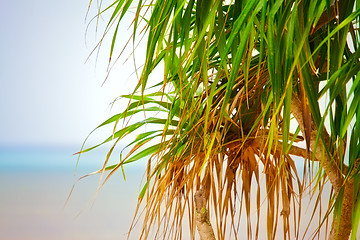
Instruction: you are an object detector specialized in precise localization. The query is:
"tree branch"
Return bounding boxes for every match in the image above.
[194,188,216,240]
[291,96,343,193]
[291,95,354,240]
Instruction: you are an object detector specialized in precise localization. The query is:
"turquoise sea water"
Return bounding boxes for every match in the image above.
[2,147,356,239]
[0,147,145,240]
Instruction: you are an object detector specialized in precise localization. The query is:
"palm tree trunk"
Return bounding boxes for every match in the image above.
[291,96,354,240]
[194,188,216,240]
[329,181,354,240]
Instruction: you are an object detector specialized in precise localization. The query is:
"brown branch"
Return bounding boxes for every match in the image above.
[252,137,312,160]
[291,95,355,240]
[310,2,338,35]
[194,188,216,240]
[329,159,360,240]
[291,96,343,193]
[329,178,354,240]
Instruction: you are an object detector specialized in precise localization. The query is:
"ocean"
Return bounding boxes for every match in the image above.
[1,147,355,239]
[0,147,146,240]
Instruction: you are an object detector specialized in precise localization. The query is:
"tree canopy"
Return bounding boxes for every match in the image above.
[80,0,360,239]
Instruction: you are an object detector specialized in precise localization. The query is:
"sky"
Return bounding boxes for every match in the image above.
[0,3,149,239]
[0,0,140,148]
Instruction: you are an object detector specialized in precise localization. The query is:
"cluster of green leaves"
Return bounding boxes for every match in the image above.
[81,0,360,239]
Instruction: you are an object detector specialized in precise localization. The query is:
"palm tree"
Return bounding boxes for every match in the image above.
[79,0,360,239]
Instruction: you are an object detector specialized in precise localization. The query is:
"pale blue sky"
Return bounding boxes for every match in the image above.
[0,1,138,147]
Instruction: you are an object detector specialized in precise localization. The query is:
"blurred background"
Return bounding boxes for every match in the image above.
[0,1,146,239]
[1,1,346,240]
